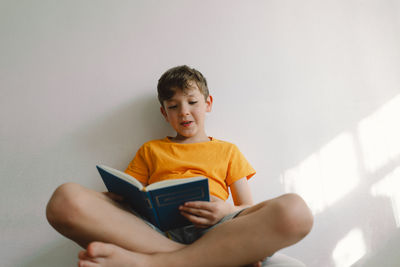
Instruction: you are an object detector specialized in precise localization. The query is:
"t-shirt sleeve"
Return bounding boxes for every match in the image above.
[225,144,256,186]
[124,145,149,184]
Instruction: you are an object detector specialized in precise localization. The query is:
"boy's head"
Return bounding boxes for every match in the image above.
[158,65,213,143]
[157,65,209,106]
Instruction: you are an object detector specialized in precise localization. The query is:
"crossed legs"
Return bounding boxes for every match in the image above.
[46,183,313,267]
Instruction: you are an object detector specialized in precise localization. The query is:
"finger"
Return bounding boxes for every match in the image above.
[180,211,213,227]
[183,200,214,211]
[179,206,212,218]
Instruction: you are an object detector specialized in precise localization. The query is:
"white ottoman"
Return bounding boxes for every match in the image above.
[262,253,306,267]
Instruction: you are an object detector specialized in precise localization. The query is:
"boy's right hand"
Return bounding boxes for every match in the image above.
[179,196,235,228]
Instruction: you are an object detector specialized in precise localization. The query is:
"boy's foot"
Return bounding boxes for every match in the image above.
[78,242,152,267]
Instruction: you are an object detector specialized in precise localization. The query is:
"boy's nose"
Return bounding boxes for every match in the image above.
[179,105,190,115]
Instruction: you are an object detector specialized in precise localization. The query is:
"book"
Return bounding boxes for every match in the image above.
[96,165,210,231]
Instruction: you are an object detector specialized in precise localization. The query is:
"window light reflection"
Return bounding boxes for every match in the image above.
[358,94,400,173]
[282,133,360,215]
[371,166,400,228]
[332,228,366,267]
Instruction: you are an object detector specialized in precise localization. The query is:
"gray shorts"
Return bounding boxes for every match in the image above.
[137,209,244,244]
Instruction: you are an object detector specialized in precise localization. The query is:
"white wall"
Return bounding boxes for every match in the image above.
[1,1,399,266]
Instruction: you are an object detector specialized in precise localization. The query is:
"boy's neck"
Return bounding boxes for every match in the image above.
[169,134,211,144]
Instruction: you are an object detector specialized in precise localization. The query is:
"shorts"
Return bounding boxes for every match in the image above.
[136,209,245,245]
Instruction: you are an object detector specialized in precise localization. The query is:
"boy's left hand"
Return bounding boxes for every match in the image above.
[179,196,235,228]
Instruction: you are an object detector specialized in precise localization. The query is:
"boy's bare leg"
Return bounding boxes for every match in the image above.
[46,183,185,253]
[78,193,313,267]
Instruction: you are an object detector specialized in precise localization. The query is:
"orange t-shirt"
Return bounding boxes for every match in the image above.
[125,137,255,200]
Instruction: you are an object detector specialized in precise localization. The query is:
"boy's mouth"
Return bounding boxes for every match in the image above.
[181,121,193,127]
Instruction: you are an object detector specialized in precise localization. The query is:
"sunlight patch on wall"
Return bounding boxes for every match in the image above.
[281,133,359,214]
[371,166,400,227]
[332,228,366,267]
[358,94,400,173]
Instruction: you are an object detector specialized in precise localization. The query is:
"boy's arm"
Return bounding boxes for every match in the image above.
[230,176,254,210]
[179,177,253,228]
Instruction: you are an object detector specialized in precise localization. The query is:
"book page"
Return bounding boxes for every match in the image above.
[146,176,205,191]
[98,165,144,190]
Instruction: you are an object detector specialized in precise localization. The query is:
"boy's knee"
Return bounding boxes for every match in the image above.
[268,193,313,240]
[46,182,87,229]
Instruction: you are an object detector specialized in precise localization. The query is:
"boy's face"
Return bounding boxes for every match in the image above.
[160,82,212,143]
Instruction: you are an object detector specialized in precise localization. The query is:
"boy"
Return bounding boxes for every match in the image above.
[46,65,313,267]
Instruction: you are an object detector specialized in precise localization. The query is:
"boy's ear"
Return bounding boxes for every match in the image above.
[160,106,169,122]
[206,95,213,112]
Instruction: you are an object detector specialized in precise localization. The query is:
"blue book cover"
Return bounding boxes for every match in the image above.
[96,165,209,231]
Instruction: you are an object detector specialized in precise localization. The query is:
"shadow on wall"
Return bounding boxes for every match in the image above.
[53,92,174,176]
[281,94,400,267]
[76,92,174,166]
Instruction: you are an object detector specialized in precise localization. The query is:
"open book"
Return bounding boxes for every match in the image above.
[96,165,209,231]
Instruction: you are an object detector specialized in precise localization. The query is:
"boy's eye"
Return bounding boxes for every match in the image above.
[189,101,198,105]
[167,105,177,110]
